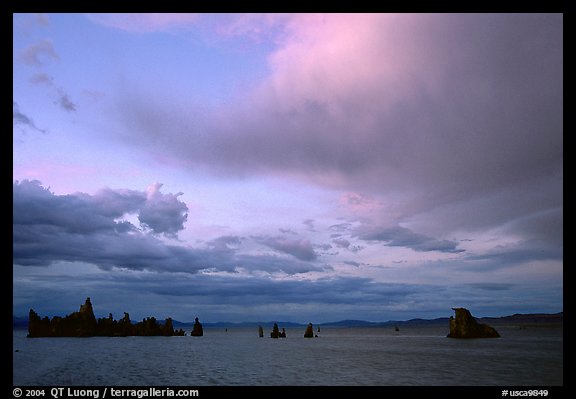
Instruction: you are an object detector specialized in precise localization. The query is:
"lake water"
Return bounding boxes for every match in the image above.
[12,325,563,386]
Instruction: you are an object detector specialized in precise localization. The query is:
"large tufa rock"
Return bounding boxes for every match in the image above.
[190,317,204,336]
[27,309,51,338]
[447,307,500,338]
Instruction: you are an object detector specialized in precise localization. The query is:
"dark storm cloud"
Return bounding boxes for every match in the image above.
[15,180,146,235]
[465,244,562,267]
[14,265,440,320]
[359,225,463,254]
[138,183,188,237]
[465,283,514,291]
[14,179,185,258]
[16,265,559,322]
[147,275,418,305]
[13,180,324,275]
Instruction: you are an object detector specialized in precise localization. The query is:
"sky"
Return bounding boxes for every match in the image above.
[13,13,563,323]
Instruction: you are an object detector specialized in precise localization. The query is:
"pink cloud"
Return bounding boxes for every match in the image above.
[115,14,562,235]
[254,14,426,120]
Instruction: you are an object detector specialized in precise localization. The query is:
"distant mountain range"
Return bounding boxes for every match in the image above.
[13,312,563,330]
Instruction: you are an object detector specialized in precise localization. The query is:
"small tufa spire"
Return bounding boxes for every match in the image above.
[79,297,93,313]
[304,323,314,338]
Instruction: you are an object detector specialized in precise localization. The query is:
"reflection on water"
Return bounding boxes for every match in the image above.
[13,325,562,386]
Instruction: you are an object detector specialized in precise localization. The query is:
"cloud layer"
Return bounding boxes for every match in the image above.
[13,180,326,275]
[13,14,563,322]
[359,225,463,253]
[113,14,562,244]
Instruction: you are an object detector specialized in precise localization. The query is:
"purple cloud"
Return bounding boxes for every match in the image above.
[258,236,318,261]
[359,225,463,254]
[13,101,46,133]
[19,39,59,67]
[138,183,188,237]
[13,180,326,275]
[113,14,561,245]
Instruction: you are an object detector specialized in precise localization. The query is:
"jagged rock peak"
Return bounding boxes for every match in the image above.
[79,297,93,313]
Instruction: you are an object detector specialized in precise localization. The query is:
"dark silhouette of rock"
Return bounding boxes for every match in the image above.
[27,298,183,337]
[279,327,286,338]
[67,297,98,336]
[270,323,279,338]
[163,318,175,336]
[304,323,314,338]
[190,317,204,336]
[96,313,115,336]
[28,297,98,337]
[258,325,264,338]
[447,307,500,338]
[139,317,163,336]
[116,312,133,336]
[28,309,51,338]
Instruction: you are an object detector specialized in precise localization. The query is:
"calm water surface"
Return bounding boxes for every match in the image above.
[13,325,563,386]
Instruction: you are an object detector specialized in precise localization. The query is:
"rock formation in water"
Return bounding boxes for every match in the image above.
[447,307,500,338]
[174,328,186,336]
[304,323,314,338]
[258,325,264,337]
[27,298,185,337]
[280,327,286,338]
[28,297,98,337]
[190,317,204,336]
[270,323,280,338]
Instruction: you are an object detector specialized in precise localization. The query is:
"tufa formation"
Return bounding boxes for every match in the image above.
[27,297,186,337]
[190,317,204,336]
[447,307,500,338]
[304,323,314,338]
[270,323,279,338]
[270,323,286,338]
